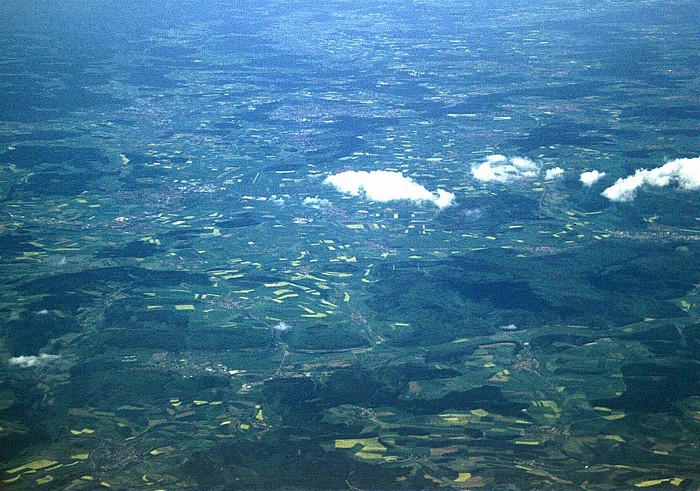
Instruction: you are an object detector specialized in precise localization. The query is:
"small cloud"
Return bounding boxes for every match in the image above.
[8,353,60,368]
[580,170,606,187]
[271,321,291,342]
[324,170,455,209]
[272,321,291,332]
[471,155,541,183]
[303,196,332,209]
[602,156,700,202]
[434,189,455,209]
[269,195,285,206]
[544,167,565,180]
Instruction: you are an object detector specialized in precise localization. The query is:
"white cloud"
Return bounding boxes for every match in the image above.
[580,170,606,186]
[269,195,285,206]
[471,155,541,183]
[303,196,332,209]
[433,189,455,209]
[272,321,291,332]
[8,353,60,368]
[544,167,565,180]
[602,156,700,202]
[324,170,455,209]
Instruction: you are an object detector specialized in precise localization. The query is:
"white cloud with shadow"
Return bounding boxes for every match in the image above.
[8,353,60,368]
[471,155,541,183]
[324,170,455,209]
[302,196,332,209]
[580,170,606,187]
[602,157,700,202]
[544,167,565,180]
